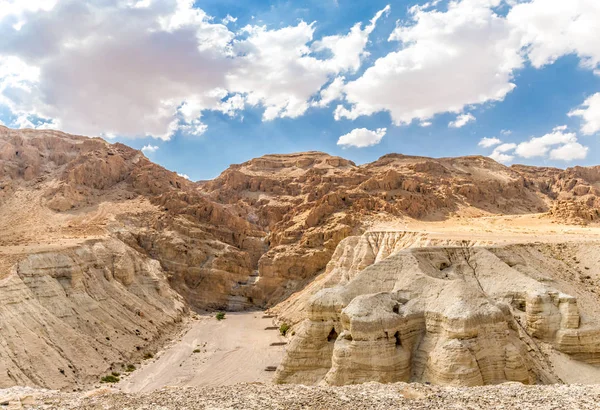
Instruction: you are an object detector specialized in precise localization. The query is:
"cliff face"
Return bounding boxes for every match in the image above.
[1,125,600,389]
[274,235,600,386]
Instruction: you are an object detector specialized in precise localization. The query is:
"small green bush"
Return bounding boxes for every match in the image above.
[216,312,226,321]
[143,352,154,360]
[279,323,290,336]
[111,371,120,377]
[100,375,120,383]
[125,364,136,372]
[193,349,201,353]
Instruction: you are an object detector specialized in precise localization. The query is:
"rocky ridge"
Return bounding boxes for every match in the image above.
[1,126,600,389]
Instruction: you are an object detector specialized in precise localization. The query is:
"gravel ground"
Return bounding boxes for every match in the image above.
[3,382,600,410]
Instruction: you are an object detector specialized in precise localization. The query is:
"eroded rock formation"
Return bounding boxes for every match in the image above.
[275,235,600,386]
[1,125,600,389]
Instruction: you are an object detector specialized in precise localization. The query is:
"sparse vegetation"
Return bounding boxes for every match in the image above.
[125,364,136,372]
[100,374,120,383]
[193,348,201,353]
[279,323,290,336]
[143,352,154,360]
[111,371,120,377]
[216,312,226,321]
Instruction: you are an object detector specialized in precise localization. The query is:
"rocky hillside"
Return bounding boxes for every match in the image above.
[1,125,600,389]
[203,150,600,306]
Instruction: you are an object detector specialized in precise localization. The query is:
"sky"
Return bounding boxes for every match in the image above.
[0,0,599,180]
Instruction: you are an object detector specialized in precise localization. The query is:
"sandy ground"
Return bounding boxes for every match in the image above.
[368,214,600,244]
[118,312,286,393]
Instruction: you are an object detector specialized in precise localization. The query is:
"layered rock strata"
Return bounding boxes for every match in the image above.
[275,238,600,386]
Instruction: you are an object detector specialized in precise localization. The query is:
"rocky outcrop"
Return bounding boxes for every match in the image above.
[0,239,185,389]
[275,240,600,386]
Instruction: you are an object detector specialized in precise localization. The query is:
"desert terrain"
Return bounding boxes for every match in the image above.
[2,126,600,407]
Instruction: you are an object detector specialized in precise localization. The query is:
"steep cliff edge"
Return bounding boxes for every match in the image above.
[274,236,600,386]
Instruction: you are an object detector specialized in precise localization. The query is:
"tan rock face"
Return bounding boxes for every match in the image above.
[2,126,600,389]
[275,235,600,387]
[0,239,185,389]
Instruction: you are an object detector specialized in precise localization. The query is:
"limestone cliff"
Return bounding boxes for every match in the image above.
[274,235,600,386]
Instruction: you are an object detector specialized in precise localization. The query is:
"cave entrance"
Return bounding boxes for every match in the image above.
[327,328,338,342]
[394,331,401,347]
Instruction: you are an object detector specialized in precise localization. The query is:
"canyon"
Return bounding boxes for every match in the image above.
[1,125,600,407]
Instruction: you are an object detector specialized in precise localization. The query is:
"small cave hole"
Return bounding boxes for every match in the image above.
[394,331,402,347]
[393,304,400,314]
[439,262,450,271]
[514,300,526,312]
[327,328,338,342]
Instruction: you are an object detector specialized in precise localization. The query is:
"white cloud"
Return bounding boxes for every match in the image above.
[337,127,386,148]
[508,126,588,162]
[312,5,390,73]
[177,173,191,180]
[489,142,517,163]
[489,151,514,163]
[0,0,234,140]
[449,113,476,128]
[335,0,523,125]
[141,144,159,154]
[228,6,389,121]
[515,126,578,158]
[313,76,345,108]
[0,1,388,138]
[334,0,600,128]
[501,129,512,136]
[222,14,237,25]
[478,137,502,148]
[483,125,588,163]
[568,93,600,135]
[549,142,588,161]
[420,121,432,127]
[508,0,600,71]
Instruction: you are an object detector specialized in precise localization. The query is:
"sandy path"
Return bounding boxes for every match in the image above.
[119,312,286,393]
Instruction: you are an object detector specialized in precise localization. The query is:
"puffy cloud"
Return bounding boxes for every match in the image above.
[312,5,390,73]
[228,5,390,121]
[337,127,386,148]
[515,126,577,158]
[0,0,234,140]
[483,126,588,163]
[449,113,476,128]
[0,1,388,138]
[489,142,517,163]
[335,0,523,125]
[313,77,346,108]
[177,173,191,180]
[335,0,600,128]
[568,93,600,135]
[141,144,159,154]
[508,0,600,71]
[549,142,588,161]
[478,137,502,148]
[222,14,237,25]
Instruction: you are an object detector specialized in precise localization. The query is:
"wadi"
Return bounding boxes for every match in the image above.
[1,126,600,408]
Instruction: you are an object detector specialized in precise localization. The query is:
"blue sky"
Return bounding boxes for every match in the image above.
[0,0,599,180]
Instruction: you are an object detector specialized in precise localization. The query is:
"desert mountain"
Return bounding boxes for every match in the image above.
[1,125,600,389]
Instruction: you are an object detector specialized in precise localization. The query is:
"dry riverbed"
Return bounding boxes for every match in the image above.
[118,311,286,392]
